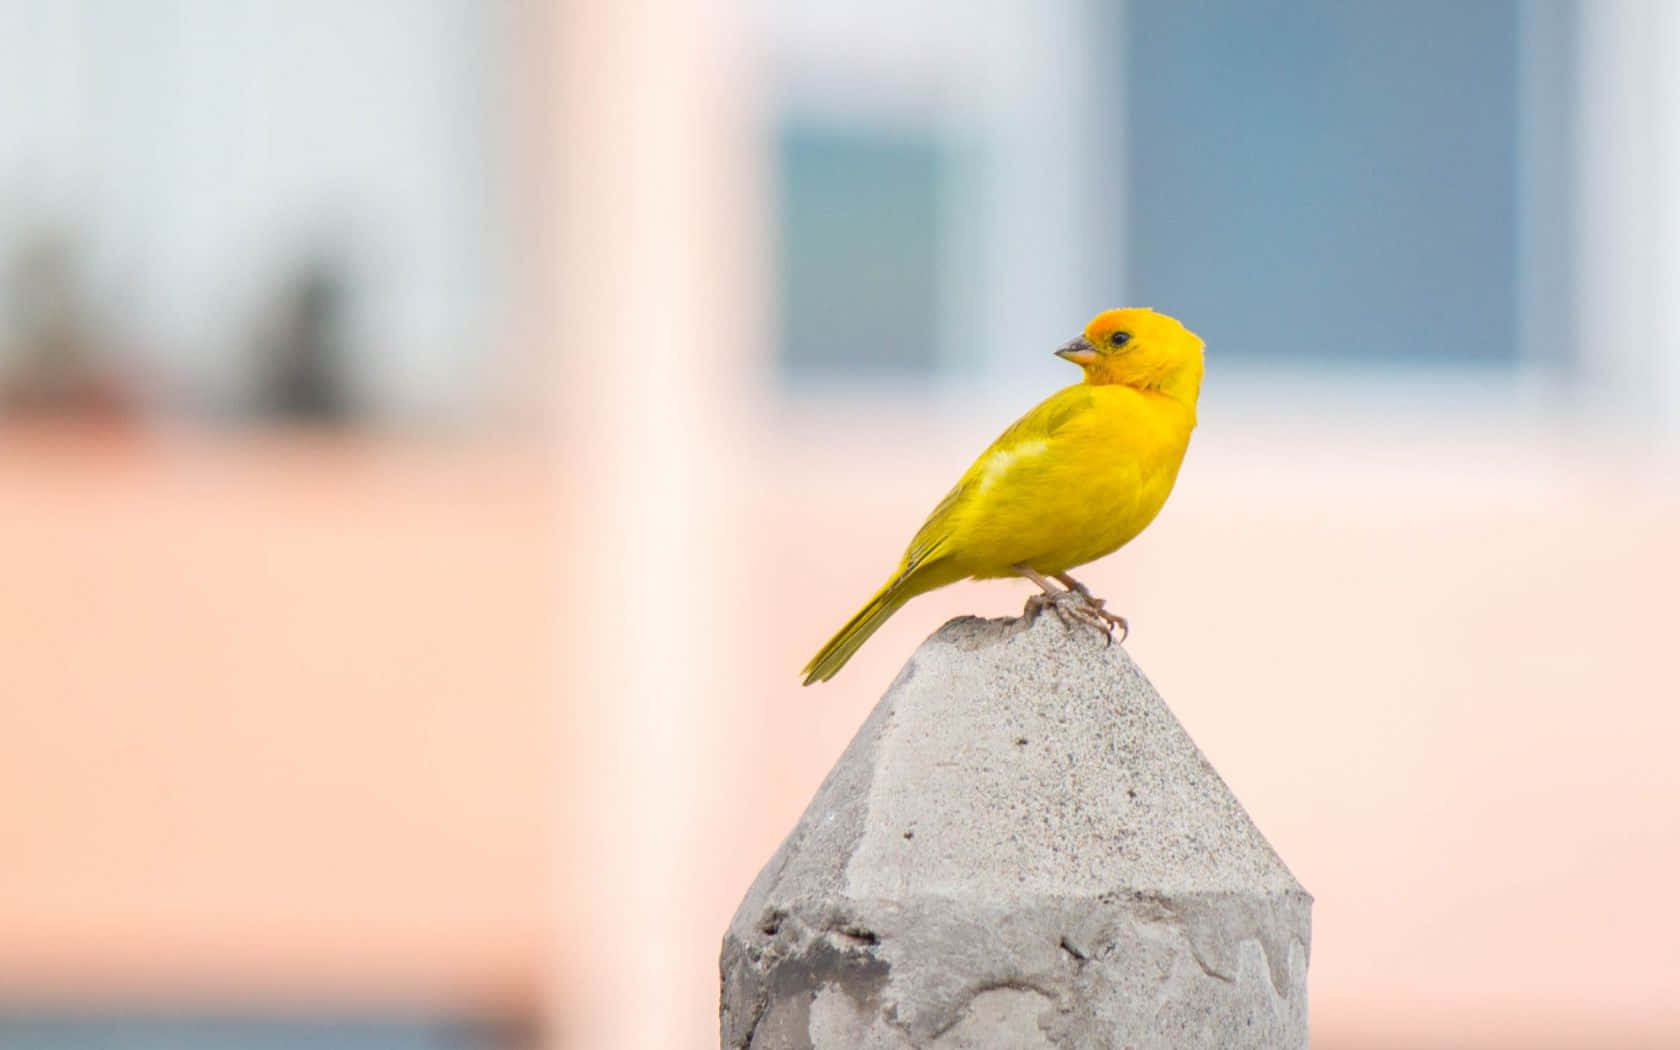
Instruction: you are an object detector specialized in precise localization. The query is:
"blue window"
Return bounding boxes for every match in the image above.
[775,124,947,377]
[0,1011,518,1050]
[1119,0,1523,365]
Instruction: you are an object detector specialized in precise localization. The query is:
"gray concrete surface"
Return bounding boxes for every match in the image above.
[721,608,1311,1049]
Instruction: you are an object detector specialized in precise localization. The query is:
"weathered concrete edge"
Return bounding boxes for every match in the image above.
[720,657,912,1048]
[722,888,1311,1047]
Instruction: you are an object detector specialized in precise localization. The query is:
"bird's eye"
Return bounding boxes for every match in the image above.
[1109,331,1131,348]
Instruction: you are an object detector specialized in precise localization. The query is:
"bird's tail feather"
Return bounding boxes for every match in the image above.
[802,573,916,685]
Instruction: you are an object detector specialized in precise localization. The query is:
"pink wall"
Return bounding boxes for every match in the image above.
[0,429,549,1017]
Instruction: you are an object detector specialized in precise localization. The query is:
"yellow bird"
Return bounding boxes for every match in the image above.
[802,307,1204,685]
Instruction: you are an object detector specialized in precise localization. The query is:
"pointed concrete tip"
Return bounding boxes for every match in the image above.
[722,608,1312,1050]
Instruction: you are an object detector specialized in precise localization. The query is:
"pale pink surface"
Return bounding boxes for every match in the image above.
[0,428,549,1014]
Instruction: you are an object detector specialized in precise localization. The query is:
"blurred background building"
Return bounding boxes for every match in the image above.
[2,1,1677,1049]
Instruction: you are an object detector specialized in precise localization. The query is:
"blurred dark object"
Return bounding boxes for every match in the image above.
[0,233,141,425]
[254,255,358,425]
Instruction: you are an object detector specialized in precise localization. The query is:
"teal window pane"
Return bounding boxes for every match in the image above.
[1121,0,1522,364]
[775,124,945,376]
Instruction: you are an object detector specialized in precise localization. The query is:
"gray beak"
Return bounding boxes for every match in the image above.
[1054,336,1098,365]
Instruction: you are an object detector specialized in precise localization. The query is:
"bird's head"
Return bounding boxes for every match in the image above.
[1055,307,1204,406]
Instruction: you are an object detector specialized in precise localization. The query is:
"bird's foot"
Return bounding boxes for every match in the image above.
[1025,589,1128,645]
[1050,572,1130,643]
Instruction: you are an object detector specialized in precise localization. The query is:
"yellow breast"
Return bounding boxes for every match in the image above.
[943,384,1195,578]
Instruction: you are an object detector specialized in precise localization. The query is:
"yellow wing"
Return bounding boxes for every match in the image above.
[801,385,1096,685]
[900,384,1097,573]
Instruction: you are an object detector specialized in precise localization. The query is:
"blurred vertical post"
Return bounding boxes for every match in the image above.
[550,1,763,1049]
[1576,0,1680,436]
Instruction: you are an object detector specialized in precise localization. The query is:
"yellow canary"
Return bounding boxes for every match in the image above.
[803,307,1204,684]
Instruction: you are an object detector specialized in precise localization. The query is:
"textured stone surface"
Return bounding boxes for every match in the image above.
[721,609,1311,1049]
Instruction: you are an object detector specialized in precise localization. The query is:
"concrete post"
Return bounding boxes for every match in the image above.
[721,610,1311,1049]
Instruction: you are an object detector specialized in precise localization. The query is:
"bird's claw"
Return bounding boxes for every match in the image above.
[1026,589,1128,646]
[1100,607,1130,644]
